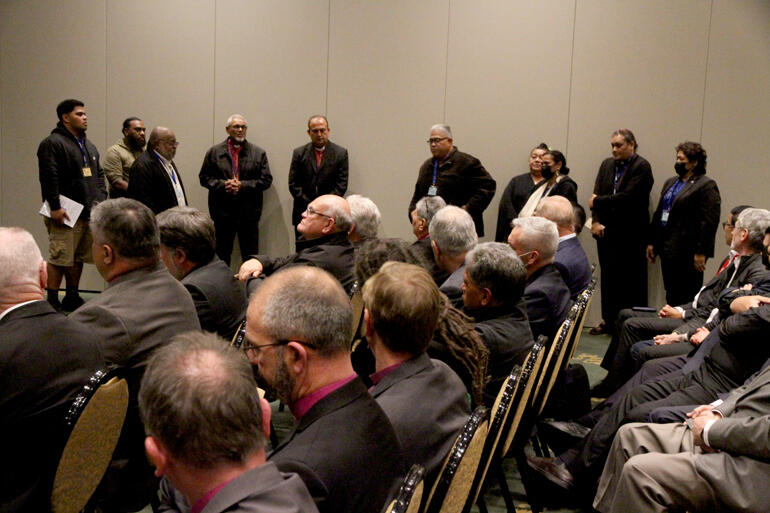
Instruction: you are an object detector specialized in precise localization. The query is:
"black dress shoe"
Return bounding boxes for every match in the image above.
[527,455,575,490]
[542,420,591,439]
[61,294,85,312]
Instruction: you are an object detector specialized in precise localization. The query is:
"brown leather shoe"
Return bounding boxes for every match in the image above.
[588,321,606,335]
[527,455,575,490]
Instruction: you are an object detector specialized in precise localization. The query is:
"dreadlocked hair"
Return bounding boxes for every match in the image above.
[354,238,430,286]
[433,295,489,406]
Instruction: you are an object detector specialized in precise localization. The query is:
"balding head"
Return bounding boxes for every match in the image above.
[296,194,353,239]
[535,196,575,236]
[148,126,177,160]
[0,228,45,305]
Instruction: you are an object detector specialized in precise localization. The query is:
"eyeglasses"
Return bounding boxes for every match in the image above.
[722,222,734,229]
[305,205,333,219]
[229,124,247,130]
[242,339,319,354]
[427,137,449,145]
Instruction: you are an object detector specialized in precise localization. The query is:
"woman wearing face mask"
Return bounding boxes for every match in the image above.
[495,143,549,241]
[647,142,721,305]
[517,149,577,218]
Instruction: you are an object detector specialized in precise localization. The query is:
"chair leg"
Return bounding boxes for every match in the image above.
[494,460,517,513]
[476,493,489,513]
[515,449,542,513]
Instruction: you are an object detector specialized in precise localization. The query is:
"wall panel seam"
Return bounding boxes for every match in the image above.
[565,0,577,156]
[699,0,714,143]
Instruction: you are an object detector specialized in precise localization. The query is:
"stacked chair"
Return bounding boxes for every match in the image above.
[382,465,426,513]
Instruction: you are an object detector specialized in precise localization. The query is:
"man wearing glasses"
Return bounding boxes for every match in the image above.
[243,266,403,513]
[236,194,355,294]
[409,123,496,236]
[199,114,273,265]
[128,126,187,214]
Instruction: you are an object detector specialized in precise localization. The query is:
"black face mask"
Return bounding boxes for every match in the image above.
[674,162,688,177]
[541,164,554,180]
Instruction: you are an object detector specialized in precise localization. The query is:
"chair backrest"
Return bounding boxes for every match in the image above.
[350,289,365,343]
[464,364,523,510]
[530,305,578,418]
[51,369,129,513]
[425,406,489,513]
[564,280,596,363]
[499,340,547,457]
[382,464,426,513]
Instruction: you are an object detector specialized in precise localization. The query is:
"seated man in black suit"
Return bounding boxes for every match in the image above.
[363,261,469,489]
[594,207,770,396]
[157,206,247,339]
[0,227,104,513]
[244,266,403,513]
[508,216,571,342]
[428,205,478,308]
[410,195,449,285]
[140,332,318,513]
[535,195,591,299]
[237,194,355,294]
[461,242,534,405]
[346,194,381,244]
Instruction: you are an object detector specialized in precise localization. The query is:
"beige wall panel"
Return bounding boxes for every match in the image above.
[326,0,449,240]
[701,1,770,215]
[214,0,329,259]
[0,0,107,290]
[106,0,214,222]
[445,0,576,240]
[568,0,711,314]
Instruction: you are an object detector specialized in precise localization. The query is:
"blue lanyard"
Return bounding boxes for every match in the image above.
[432,160,438,186]
[154,152,177,184]
[660,179,686,225]
[75,137,89,167]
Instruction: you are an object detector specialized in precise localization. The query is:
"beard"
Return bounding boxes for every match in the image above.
[271,353,296,405]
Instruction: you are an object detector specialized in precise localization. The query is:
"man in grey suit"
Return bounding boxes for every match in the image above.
[157,206,247,339]
[594,356,770,512]
[288,115,348,231]
[429,205,478,308]
[70,198,200,511]
[364,261,469,489]
[141,332,318,513]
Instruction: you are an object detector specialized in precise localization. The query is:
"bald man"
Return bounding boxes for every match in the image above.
[128,126,188,214]
[536,195,592,299]
[237,194,356,294]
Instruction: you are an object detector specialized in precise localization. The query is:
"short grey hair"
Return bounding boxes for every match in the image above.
[430,124,453,138]
[535,196,574,231]
[512,216,558,261]
[0,227,43,290]
[428,206,477,257]
[90,198,159,260]
[465,242,527,305]
[347,194,381,240]
[415,196,447,224]
[226,114,247,127]
[326,197,354,233]
[257,267,352,357]
[735,208,770,252]
[157,207,216,264]
[139,331,264,468]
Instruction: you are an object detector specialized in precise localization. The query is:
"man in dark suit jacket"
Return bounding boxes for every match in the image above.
[647,142,721,305]
[364,261,469,490]
[0,227,104,513]
[428,205,478,308]
[244,267,403,513]
[127,126,188,214]
[69,199,201,511]
[594,358,770,513]
[508,216,571,342]
[409,124,496,236]
[589,129,653,333]
[410,195,449,284]
[199,114,273,265]
[237,194,355,295]
[157,206,247,340]
[143,333,318,513]
[289,115,348,230]
[461,242,534,405]
[536,195,591,299]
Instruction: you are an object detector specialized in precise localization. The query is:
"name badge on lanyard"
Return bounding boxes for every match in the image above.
[82,166,92,177]
[661,210,669,223]
[428,160,438,196]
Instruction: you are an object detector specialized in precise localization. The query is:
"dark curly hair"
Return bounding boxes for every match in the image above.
[675,141,707,175]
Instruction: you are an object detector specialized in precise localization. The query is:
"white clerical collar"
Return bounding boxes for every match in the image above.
[558,233,577,242]
[0,299,42,322]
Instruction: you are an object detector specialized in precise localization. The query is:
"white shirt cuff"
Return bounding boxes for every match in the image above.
[675,306,685,317]
[702,419,718,447]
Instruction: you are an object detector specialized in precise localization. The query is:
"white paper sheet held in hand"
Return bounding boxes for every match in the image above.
[39,194,84,228]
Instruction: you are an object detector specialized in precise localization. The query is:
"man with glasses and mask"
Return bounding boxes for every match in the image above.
[236,194,355,294]
[199,114,273,265]
[243,266,402,513]
[409,124,496,236]
[508,216,570,341]
[128,126,187,214]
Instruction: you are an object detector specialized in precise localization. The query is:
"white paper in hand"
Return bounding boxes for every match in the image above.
[39,194,84,228]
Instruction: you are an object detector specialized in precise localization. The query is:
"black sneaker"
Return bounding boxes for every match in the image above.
[47,296,62,312]
[61,294,85,312]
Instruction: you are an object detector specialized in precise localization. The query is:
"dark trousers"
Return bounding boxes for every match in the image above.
[596,236,648,330]
[660,255,704,306]
[213,216,259,266]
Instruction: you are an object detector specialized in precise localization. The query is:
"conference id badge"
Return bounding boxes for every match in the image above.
[661,210,669,223]
[428,185,438,196]
[82,167,92,177]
